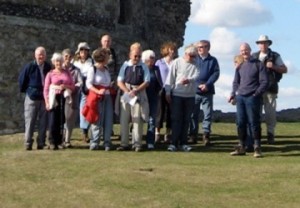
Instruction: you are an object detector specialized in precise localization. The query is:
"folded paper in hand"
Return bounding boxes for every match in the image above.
[121,93,138,106]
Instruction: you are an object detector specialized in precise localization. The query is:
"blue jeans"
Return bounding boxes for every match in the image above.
[189,94,213,136]
[79,92,90,129]
[90,95,113,149]
[146,95,159,145]
[236,95,262,147]
[171,96,195,146]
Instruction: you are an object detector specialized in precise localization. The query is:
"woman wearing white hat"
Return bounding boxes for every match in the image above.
[73,42,94,143]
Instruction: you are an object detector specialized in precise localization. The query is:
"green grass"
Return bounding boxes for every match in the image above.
[1,122,300,208]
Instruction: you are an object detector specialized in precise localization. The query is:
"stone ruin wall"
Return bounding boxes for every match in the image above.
[0,0,190,134]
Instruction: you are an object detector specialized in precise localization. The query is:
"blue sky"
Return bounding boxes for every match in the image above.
[179,0,300,112]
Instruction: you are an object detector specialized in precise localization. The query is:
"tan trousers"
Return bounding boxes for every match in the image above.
[120,101,143,148]
[262,92,277,135]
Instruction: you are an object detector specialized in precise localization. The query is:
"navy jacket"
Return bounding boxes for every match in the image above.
[195,54,220,95]
[18,60,52,100]
[231,57,268,97]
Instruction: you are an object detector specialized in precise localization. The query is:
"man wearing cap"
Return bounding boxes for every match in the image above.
[252,35,287,144]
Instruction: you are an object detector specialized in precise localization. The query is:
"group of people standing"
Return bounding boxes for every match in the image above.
[18,33,287,157]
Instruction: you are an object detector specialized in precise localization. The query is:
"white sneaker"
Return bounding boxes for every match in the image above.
[180,145,192,152]
[105,146,110,151]
[147,144,154,150]
[167,144,177,152]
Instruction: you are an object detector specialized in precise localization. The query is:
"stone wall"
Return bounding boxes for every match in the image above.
[0,0,191,134]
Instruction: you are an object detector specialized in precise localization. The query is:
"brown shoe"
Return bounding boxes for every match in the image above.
[267,132,275,144]
[253,147,263,158]
[203,133,211,146]
[188,135,197,144]
[155,133,161,144]
[230,146,246,156]
[82,134,90,143]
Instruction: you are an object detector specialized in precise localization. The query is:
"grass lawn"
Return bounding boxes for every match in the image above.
[0,122,300,208]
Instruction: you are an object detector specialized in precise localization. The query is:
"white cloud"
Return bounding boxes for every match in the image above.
[209,27,241,59]
[190,0,273,27]
[284,60,299,75]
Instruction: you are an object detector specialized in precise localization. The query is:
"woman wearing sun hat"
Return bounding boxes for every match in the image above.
[73,42,94,143]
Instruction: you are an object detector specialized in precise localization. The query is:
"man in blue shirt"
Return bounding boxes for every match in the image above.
[228,43,268,158]
[189,40,220,146]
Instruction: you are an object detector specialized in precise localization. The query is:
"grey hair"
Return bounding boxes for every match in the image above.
[184,44,197,55]
[51,52,64,62]
[141,50,155,62]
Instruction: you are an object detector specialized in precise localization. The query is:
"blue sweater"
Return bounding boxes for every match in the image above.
[231,58,268,97]
[195,54,220,95]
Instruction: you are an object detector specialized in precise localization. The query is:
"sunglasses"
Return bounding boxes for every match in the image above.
[134,55,141,59]
[198,45,209,49]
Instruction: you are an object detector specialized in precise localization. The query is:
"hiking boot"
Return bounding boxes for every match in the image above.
[253,147,263,158]
[135,147,143,152]
[203,132,211,146]
[188,135,197,144]
[267,132,275,144]
[25,145,32,151]
[155,133,161,144]
[82,134,90,143]
[230,146,246,156]
[116,146,130,151]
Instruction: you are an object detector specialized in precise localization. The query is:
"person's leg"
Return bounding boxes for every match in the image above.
[201,94,213,145]
[37,100,48,148]
[263,92,277,144]
[170,96,183,148]
[246,95,263,157]
[231,95,247,156]
[79,93,90,142]
[189,94,201,142]
[180,97,195,146]
[119,101,130,148]
[64,104,77,145]
[103,95,113,149]
[131,102,143,150]
[146,96,158,147]
[235,95,248,147]
[24,95,38,149]
[90,97,103,150]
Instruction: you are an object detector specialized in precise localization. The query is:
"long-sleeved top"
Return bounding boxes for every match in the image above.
[195,54,220,95]
[165,57,199,98]
[18,60,52,100]
[231,57,268,97]
[43,69,75,101]
[155,58,173,86]
[65,64,83,109]
[146,65,163,96]
[73,57,94,77]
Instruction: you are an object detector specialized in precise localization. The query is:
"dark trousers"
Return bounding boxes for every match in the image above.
[236,95,262,147]
[49,94,65,146]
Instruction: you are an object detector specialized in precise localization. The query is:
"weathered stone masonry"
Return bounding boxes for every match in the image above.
[0,0,190,134]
